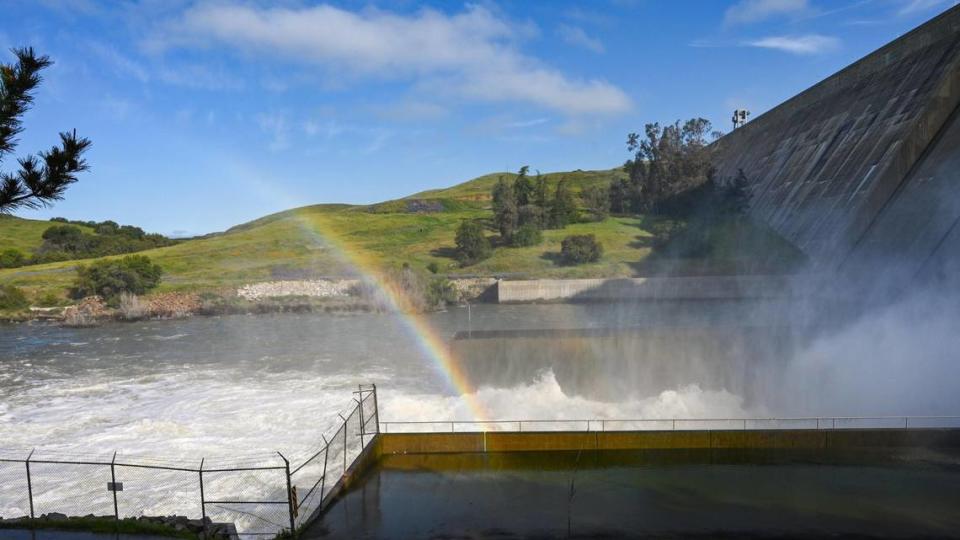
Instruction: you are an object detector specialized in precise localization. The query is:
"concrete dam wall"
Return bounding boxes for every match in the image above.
[450,325,799,404]
[713,5,960,278]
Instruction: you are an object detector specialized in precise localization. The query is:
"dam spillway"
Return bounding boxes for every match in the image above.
[450,325,799,405]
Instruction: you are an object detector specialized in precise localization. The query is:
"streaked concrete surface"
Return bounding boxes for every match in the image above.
[713,5,960,276]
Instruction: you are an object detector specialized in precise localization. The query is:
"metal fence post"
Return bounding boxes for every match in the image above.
[199,458,207,540]
[278,452,296,536]
[372,384,380,433]
[357,395,365,447]
[110,452,119,521]
[319,436,329,503]
[337,413,348,473]
[25,449,35,519]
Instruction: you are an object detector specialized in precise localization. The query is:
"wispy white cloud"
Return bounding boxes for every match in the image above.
[507,117,550,128]
[100,95,135,121]
[149,3,630,117]
[561,7,615,26]
[556,24,605,53]
[87,42,149,82]
[724,0,811,25]
[373,100,449,122]
[302,119,348,139]
[363,129,394,154]
[158,63,244,91]
[745,34,840,54]
[86,40,242,91]
[897,0,957,15]
[257,112,290,152]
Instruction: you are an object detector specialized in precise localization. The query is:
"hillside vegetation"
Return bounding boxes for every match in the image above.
[0,168,805,304]
[0,215,95,253]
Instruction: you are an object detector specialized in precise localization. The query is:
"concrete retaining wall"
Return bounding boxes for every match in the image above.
[378,429,960,455]
[496,275,793,303]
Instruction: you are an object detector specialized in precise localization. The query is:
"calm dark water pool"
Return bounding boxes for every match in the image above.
[310,460,960,539]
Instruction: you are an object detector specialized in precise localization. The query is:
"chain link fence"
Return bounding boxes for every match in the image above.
[288,384,377,530]
[0,384,379,539]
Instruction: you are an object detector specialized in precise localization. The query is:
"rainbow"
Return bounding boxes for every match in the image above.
[288,210,490,422]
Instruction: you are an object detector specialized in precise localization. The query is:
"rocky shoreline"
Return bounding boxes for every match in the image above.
[3,278,499,326]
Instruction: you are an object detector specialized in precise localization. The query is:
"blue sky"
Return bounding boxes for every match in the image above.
[2,0,955,236]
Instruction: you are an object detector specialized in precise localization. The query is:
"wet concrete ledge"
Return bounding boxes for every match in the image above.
[377,428,960,455]
[495,275,796,303]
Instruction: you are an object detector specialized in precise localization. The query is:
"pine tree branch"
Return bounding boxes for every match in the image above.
[0,47,89,213]
[0,130,91,212]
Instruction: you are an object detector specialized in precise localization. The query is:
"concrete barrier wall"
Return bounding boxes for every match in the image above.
[496,275,793,303]
[378,429,960,455]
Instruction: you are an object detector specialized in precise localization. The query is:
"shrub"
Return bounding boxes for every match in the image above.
[27,250,73,264]
[34,291,62,307]
[454,220,492,266]
[0,249,26,268]
[41,225,88,252]
[560,234,603,264]
[426,262,440,274]
[0,284,29,311]
[511,224,542,247]
[426,278,458,307]
[71,255,163,302]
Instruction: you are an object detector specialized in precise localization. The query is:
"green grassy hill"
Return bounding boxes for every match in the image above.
[0,167,805,304]
[0,215,94,254]
[409,168,626,202]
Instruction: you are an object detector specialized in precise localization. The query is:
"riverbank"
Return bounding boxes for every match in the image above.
[0,277,499,326]
[0,274,805,326]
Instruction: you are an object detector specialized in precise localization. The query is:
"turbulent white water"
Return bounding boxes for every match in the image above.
[388,370,752,426]
[2,295,958,532]
[0,305,778,460]
[0,306,769,530]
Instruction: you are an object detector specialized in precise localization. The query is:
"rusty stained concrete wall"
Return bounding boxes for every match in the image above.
[712,5,960,276]
[376,428,960,456]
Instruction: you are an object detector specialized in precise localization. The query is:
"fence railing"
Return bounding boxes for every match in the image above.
[0,384,379,539]
[380,415,960,433]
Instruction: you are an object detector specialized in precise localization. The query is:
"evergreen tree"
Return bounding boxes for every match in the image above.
[623,118,714,215]
[454,220,491,265]
[1,48,90,213]
[534,172,549,209]
[513,165,534,206]
[518,204,544,229]
[550,180,578,228]
[491,176,518,240]
[581,185,610,221]
[608,178,631,214]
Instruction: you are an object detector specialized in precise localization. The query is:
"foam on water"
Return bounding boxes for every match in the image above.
[383,370,754,424]
[0,307,773,530]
